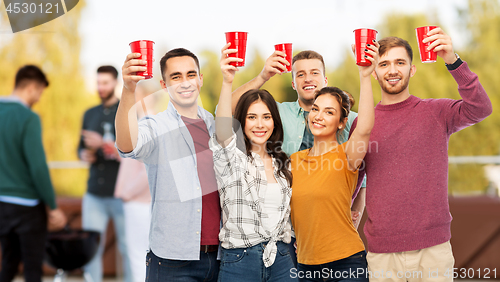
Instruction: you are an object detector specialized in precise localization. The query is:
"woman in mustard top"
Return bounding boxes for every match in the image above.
[290,42,379,281]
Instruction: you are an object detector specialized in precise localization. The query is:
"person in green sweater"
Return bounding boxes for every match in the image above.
[0,65,66,282]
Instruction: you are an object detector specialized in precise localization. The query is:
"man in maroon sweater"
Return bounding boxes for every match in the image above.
[351,29,492,281]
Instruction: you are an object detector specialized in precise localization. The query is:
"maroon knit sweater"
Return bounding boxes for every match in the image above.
[352,61,492,253]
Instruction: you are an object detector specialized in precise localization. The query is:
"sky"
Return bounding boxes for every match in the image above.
[2,0,470,90]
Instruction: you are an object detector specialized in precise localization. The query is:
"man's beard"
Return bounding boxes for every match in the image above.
[99,90,114,103]
[377,72,411,95]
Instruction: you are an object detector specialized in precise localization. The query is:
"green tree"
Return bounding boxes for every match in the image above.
[199,50,223,114]
[458,0,500,156]
[445,0,500,194]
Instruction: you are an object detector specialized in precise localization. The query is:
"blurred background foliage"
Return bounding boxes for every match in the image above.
[0,0,497,197]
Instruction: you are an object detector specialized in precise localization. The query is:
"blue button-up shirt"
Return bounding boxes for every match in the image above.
[118,101,215,260]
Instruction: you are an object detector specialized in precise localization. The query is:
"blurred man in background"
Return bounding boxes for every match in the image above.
[78,66,131,282]
[0,65,66,282]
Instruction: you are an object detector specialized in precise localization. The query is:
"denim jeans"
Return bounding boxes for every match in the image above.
[82,193,131,282]
[145,250,219,282]
[218,241,298,282]
[295,251,368,282]
[288,237,298,267]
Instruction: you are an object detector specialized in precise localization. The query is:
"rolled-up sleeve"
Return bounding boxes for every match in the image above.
[117,116,159,162]
[209,132,240,188]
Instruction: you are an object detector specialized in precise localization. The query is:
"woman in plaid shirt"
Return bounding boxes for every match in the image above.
[209,44,297,281]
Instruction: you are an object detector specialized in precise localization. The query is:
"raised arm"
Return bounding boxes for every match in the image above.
[216,43,243,146]
[425,27,492,130]
[115,53,146,153]
[345,41,379,170]
[231,51,289,113]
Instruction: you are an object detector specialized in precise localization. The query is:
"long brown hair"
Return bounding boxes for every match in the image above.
[233,89,293,186]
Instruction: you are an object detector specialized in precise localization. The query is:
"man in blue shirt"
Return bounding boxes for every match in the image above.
[230,50,367,266]
[116,48,220,282]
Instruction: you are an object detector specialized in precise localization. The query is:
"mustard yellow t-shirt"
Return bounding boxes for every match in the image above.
[290,143,365,265]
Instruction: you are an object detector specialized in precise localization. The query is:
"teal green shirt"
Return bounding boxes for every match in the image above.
[276,100,357,155]
[0,99,57,209]
[276,100,366,187]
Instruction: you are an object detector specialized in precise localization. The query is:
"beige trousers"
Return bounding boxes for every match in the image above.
[366,241,455,282]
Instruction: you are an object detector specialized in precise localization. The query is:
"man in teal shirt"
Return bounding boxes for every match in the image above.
[230,50,366,266]
[0,65,66,281]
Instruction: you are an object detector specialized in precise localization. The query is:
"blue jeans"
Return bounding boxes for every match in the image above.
[288,237,298,267]
[295,251,368,282]
[82,193,131,282]
[145,250,219,282]
[218,241,298,282]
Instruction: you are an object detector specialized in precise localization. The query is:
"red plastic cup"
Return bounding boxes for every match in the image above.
[274,43,293,73]
[129,40,154,79]
[415,26,438,63]
[354,28,378,66]
[225,32,248,67]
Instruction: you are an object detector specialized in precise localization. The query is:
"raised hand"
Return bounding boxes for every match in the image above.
[423,27,456,65]
[122,53,146,93]
[352,40,380,77]
[220,43,242,84]
[258,50,290,82]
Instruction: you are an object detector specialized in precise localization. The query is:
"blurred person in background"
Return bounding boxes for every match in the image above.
[78,65,131,282]
[114,83,157,282]
[0,65,66,282]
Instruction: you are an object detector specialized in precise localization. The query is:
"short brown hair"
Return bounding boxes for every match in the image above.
[292,50,325,75]
[97,65,118,79]
[378,37,413,63]
[160,48,200,81]
[15,65,49,89]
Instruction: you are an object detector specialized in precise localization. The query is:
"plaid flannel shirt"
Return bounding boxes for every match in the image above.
[209,132,292,267]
